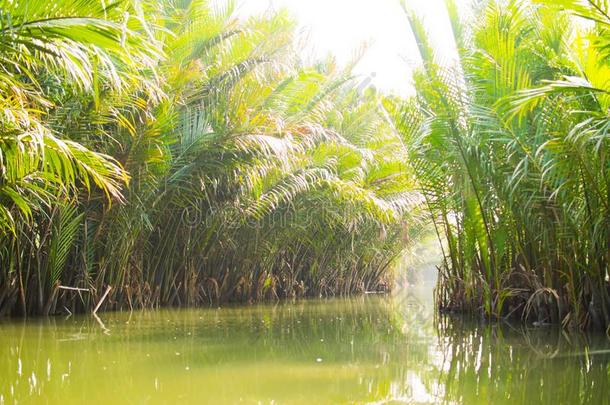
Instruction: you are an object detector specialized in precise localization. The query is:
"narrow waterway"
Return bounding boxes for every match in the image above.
[0,278,609,404]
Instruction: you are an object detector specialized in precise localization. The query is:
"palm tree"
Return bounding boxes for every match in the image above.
[392,0,609,330]
[0,0,419,315]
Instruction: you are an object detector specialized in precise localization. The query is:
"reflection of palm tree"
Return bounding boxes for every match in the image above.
[436,317,610,405]
[0,297,440,403]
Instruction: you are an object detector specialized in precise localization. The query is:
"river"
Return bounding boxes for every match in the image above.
[1,279,609,404]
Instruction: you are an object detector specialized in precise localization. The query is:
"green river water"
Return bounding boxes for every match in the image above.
[1,283,609,404]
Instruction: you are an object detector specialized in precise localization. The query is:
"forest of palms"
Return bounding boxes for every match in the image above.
[0,0,608,332]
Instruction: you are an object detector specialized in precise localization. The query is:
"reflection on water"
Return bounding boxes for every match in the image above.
[0,285,608,404]
[436,316,610,405]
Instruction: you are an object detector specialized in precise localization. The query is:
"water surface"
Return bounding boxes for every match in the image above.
[0,285,609,404]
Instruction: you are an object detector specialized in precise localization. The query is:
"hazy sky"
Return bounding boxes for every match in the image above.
[234,0,469,95]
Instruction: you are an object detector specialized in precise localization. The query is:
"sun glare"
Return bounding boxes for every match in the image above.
[236,0,467,95]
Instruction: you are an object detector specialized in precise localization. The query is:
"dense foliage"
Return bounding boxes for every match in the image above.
[0,0,420,315]
[390,0,609,330]
[2,0,607,332]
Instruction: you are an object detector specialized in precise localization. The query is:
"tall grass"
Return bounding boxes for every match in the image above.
[0,0,422,316]
[389,0,610,330]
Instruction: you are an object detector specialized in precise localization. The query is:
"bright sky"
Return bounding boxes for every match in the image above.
[234,0,471,96]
